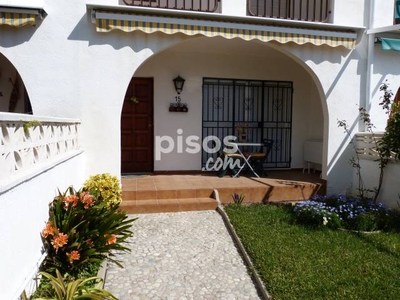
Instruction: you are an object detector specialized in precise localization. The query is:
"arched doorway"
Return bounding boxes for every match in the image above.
[0,53,32,114]
[121,36,327,175]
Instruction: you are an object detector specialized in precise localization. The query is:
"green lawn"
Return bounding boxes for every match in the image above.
[225,204,400,300]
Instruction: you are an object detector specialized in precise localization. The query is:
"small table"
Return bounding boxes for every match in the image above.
[230,142,263,178]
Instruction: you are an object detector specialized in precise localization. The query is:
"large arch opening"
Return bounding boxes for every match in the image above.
[121,36,327,177]
[0,52,32,114]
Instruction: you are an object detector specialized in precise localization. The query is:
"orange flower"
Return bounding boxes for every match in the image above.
[80,192,94,209]
[105,234,117,245]
[66,250,80,264]
[64,195,78,209]
[86,239,93,246]
[41,223,55,238]
[51,233,68,251]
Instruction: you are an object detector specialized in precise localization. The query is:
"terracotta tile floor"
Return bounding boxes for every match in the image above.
[121,170,324,210]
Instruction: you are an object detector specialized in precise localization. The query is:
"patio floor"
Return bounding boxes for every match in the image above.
[120,170,324,214]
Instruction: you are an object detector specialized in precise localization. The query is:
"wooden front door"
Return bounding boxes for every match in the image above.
[121,78,154,173]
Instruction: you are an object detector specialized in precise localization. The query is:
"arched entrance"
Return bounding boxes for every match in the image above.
[0,53,32,114]
[121,36,327,175]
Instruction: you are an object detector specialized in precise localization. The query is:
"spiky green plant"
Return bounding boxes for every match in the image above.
[40,186,136,277]
[33,269,117,300]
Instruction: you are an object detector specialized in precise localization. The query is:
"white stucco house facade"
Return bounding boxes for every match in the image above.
[1,0,400,298]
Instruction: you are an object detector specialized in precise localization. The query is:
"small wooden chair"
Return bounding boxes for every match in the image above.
[245,139,273,176]
[212,141,243,177]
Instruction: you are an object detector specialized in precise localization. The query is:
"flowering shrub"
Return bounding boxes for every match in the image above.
[40,186,135,277]
[294,195,388,231]
[83,173,122,208]
[293,200,341,229]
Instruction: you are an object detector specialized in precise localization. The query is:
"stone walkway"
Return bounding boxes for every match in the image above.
[104,211,261,300]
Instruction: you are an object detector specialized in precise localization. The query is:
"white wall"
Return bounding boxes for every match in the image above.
[275,38,368,192]
[333,0,367,27]
[371,0,396,28]
[0,153,85,300]
[135,37,323,171]
[0,0,361,186]
[0,0,383,182]
[4,0,400,298]
[0,0,187,178]
[355,159,400,208]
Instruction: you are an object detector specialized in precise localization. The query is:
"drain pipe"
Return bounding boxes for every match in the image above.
[213,189,272,300]
[364,0,376,131]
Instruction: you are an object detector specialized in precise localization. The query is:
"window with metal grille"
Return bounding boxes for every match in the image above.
[202,78,293,169]
[247,0,331,22]
[121,0,221,13]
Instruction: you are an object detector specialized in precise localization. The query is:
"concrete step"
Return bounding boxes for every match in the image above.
[120,197,218,214]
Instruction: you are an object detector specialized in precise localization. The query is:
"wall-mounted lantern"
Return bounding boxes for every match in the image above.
[169,75,188,112]
[173,75,185,94]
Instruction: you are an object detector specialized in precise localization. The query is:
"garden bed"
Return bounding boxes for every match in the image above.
[225,204,400,299]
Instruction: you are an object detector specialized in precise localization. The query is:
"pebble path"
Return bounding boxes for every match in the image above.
[104,211,261,300]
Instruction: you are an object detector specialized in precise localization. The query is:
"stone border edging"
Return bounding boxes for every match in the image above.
[213,189,272,300]
[97,259,108,288]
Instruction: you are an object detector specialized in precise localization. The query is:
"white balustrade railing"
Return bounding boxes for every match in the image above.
[355,132,384,160]
[0,113,81,183]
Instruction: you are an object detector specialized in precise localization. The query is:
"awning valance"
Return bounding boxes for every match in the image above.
[0,6,44,27]
[93,10,357,49]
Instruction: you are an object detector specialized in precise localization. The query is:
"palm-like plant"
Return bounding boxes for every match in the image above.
[33,270,117,300]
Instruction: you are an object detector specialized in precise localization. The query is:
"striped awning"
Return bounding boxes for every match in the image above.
[93,11,357,49]
[0,12,35,27]
[0,7,44,27]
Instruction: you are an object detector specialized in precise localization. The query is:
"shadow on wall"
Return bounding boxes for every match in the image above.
[327,139,355,195]
[328,115,359,172]
[326,113,360,195]
[0,20,43,48]
[372,44,400,96]
[67,13,189,53]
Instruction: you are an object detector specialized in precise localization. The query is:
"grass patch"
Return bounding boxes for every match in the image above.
[225,204,400,300]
